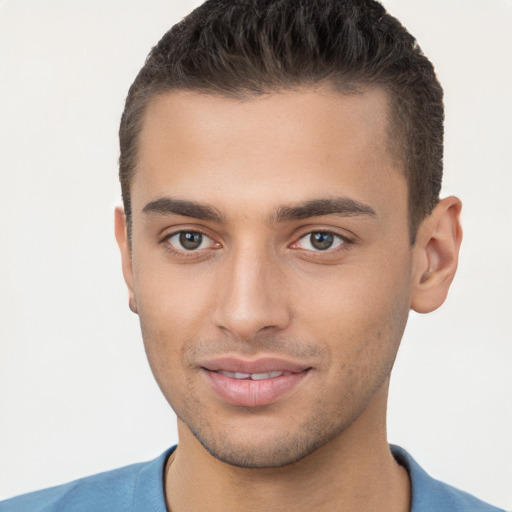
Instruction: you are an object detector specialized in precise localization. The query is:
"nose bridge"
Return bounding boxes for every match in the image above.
[213,237,290,339]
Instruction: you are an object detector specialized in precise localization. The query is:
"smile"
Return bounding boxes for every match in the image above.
[199,357,311,407]
[215,370,292,380]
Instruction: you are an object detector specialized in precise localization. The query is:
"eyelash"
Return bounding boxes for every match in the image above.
[160,229,353,257]
[161,230,218,257]
[291,230,352,255]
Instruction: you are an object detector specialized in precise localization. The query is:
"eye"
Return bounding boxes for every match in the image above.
[294,231,345,251]
[166,231,215,251]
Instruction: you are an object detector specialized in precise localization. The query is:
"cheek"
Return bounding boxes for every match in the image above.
[299,270,410,415]
[135,282,205,411]
[131,263,215,382]
[295,258,409,317]
[293,252,412,356]
[134,258,215,329]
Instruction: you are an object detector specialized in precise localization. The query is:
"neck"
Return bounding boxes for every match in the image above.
[165,381,410,512]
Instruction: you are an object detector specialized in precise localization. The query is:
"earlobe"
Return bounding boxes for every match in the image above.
[410,196,463,314]
[114,206,138,315]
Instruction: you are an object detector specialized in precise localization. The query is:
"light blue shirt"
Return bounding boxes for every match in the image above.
[0,445,505,511]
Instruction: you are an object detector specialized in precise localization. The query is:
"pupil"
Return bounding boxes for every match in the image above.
[179,232,202,250]
[311,232,333,250]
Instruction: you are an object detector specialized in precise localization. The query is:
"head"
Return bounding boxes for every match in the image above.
[115,0,461,469]
[119,0,444,245]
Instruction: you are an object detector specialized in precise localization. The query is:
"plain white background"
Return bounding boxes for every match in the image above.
[0,0,510,509]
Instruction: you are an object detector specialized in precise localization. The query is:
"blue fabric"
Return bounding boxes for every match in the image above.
[390,445,506,512]
[0,445,506,511]
[0,449,171,512]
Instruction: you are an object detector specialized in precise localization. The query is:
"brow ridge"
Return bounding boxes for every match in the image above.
[142,197,224,222]
[142,196,376,224]
[273,197,376,222]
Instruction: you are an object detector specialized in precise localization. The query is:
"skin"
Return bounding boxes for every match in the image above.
[115,88,462,511]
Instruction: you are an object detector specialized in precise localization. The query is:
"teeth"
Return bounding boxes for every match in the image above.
[218,371,251,379]
[217,370,285,380]
[251,371,284,380]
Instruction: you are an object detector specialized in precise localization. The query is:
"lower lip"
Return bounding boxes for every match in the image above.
[202,369,309,407]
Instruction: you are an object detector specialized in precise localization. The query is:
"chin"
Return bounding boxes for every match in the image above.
[197,434,323,468]
[184,411,346,469]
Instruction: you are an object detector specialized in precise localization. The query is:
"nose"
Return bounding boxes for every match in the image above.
[213,243,292,340]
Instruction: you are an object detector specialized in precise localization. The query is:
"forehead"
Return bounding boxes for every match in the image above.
[132,88,406,220]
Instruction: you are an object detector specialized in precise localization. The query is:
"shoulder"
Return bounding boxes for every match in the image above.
[0,448,174,512]
[390,445,507,512]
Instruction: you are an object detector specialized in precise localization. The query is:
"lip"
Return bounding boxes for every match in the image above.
[199,356,311,407]
[199,356,310,374]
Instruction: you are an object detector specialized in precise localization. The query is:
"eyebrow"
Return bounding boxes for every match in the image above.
[142,197,224,223]
[273,197,376,222]
[141,196,376,224]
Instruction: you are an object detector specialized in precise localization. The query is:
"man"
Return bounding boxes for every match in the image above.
[0,0,506,511]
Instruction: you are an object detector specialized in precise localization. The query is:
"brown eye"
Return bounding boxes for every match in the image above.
[310,232,334,250]
[179,232,203,250]
[167,231,213,251]
[295,231,345,251]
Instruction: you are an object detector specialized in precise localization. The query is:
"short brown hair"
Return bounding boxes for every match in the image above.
[119,0,443,243]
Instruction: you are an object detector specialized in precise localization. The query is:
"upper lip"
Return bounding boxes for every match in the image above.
[199,356,311,374]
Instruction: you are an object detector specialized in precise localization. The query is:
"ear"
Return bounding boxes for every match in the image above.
[410,196,463,314]
[114,206,138,314]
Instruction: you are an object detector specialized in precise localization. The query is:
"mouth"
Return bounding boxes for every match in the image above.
[199,357,311,407]
[214,370,294,380]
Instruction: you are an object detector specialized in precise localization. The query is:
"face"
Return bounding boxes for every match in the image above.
[119,88,416,468]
